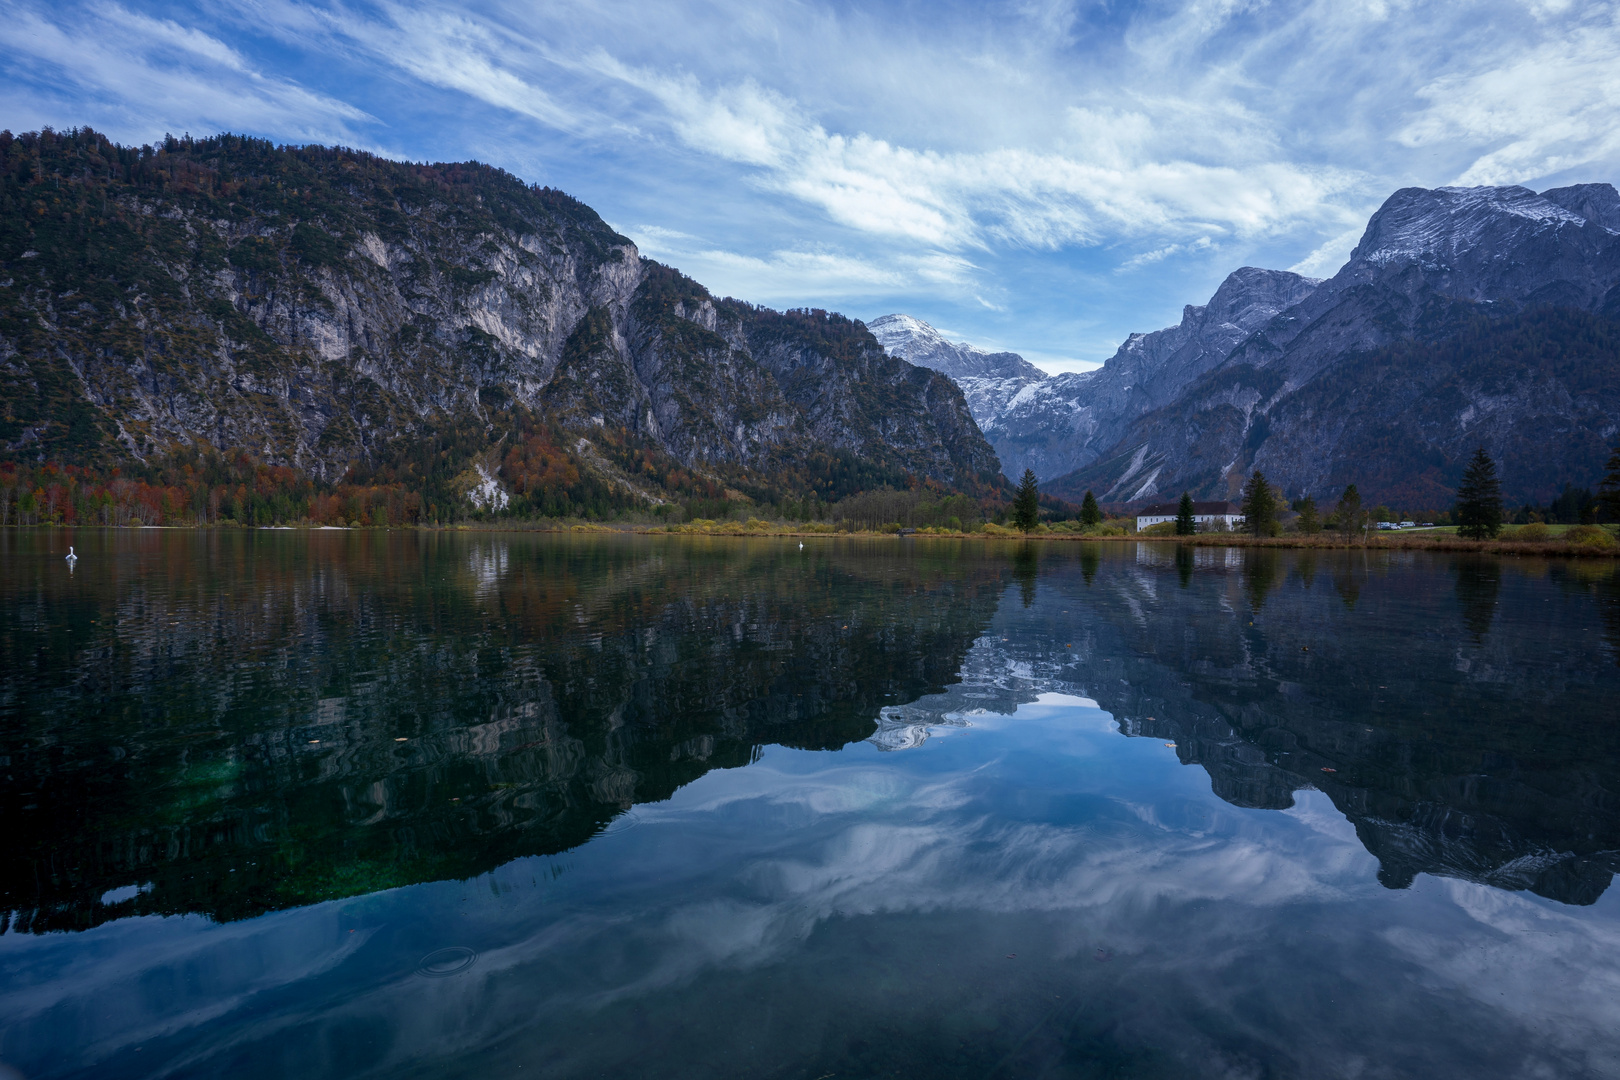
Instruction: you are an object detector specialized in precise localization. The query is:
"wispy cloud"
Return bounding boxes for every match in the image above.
[1117,235,1214,273]
[632,225,978,304]
[1399,6,1620,185]
[0,1,371,144]
[2,0,1618,362]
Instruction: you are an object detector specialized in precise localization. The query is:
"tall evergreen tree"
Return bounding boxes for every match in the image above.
[1455,446,1504,539]
[1175,491,1197,535]
[1240,471,1278,537]
[1336,484,1363,536]
[1012,469,1040,532]
[1599,445,1620,523]
[1080,490,1102,526]
[1295,495,1320,534]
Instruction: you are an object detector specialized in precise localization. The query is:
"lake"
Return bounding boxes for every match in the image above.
[2,530,1619,1079]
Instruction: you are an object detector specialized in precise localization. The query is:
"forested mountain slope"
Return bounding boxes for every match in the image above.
[0,128,1001,519]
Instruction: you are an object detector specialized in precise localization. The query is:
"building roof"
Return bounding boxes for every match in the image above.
[1136,501,1242,516]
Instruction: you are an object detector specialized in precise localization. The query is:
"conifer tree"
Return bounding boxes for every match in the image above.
[1240,471,1278,537]
[1336,484,1363,536]
[1080,490,1102,526]
[1455,446,1504,539]
[1175,491,1196,535]
[1599,445,1620,523]
[1013,469,1040,532]
[1295,495,1320,534]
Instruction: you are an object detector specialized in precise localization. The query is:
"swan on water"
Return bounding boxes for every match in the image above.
[65,546,77,562]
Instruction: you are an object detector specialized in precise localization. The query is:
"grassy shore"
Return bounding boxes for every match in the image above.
[607,519,1620,558]
[22,519,1620,557]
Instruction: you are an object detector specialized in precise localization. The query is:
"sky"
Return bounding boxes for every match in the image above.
[3,0,1619,372]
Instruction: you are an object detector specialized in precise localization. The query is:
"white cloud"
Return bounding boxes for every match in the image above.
[600,59,1363,254]
[632,224,977,304]
[0,1,372,143]
[1399,8,1620,185]
[6,0,1620,362]
[1288,222,1370,278]
[1117,235,1215,273]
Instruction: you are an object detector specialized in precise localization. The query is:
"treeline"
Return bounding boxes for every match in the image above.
[0,456,413,528]
[1182,445,1620,541]
[0,436,1009,529]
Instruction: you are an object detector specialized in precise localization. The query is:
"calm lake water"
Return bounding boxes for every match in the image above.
[3,530,1620,1079]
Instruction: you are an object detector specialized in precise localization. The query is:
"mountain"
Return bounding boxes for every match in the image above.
[1045,183,1620,507]
[982,267,1321,484]
[867,313,1048,467]
[867,313,1046,382]
[0,128,1002,517]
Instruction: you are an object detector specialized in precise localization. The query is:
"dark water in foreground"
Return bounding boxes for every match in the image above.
[3,530,1620,1079]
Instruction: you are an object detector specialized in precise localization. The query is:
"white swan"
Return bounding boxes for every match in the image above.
[65,546,77,563]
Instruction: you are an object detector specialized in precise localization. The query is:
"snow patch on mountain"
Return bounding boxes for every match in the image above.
[868,314,1047,382]
[1352,186,1589,269]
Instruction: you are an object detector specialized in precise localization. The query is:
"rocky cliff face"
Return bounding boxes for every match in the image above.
[867,313,1046,382]
[979,267,1320,484]
[867,313,1048,478]
[0,129,1001,502]
[1048,183,1620,506]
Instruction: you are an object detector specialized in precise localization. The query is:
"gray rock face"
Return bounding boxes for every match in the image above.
[866,314,1048,471]
[1542,183,1620,234]
[1047,183,1620,507]
[0,131,1001,498]
[867,313,1046,381]
[983,267,1320,484]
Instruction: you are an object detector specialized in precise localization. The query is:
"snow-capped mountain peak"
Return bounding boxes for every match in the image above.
[867,314,1047,382]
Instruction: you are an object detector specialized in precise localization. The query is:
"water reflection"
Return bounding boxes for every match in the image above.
[995,546,1620,905]
[1455,557,1502,640]
[1012,543,1038,607]
[1242,549,1282,611]
[0,531,1005,932]
[6,535,1620,1080]
[4,532,1620,938]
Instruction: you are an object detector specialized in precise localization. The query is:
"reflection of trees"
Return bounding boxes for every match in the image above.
[1454,558,1501,641]
[1295,550,1318,590]
[1079,545,1099,586]
[1013,543,1038,608]
[1175,545,1193,588]
[1595,566,1620,667]
[1242,550,1282,612]
[1333,558,1361,609]
[0,533,1002,933]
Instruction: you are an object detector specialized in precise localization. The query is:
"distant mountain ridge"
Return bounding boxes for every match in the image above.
[1004,181,1620,508]
[0,128,1003,514]
[867,314,1047,382]
[983,267,1322,485]
[867,314,1049,461]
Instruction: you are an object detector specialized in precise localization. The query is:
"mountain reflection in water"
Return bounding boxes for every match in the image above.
[1002,545,1620,906]
[7,532,1620,1079]
[4,533,1620,939]
[1,531,1005,932]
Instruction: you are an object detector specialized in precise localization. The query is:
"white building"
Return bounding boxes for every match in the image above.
[1135,500,1245,532]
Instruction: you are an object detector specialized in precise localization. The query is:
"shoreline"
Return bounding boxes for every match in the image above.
[9,522,1620,558]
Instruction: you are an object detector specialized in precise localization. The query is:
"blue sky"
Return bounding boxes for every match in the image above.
[3,0,1618,372]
